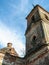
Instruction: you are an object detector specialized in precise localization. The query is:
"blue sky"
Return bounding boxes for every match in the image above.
[0,0,49,57]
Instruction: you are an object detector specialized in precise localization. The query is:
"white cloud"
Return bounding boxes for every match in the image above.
[0,20,25,57]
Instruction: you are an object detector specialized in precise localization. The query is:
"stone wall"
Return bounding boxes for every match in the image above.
[26,21,44,53]
[26,46,49,65]
[0,53,24,65]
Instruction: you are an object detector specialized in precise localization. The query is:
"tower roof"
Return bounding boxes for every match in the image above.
[26,5,49,19]
[25,5,49,35]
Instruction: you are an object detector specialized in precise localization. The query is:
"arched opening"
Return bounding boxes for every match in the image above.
[33,35,36,40]
[31,35,37,46]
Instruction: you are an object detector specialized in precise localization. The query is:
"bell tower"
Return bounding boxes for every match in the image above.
[25,5,49,53]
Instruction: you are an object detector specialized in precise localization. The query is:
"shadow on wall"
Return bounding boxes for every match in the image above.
[2,53,16,65]
[1,51,49,65]
[39,56,49,65]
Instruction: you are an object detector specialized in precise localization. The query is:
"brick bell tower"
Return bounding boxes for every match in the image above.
[25,5,49,54]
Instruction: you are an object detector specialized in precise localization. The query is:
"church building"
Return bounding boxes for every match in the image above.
[25,5,49,65]
[0,5,49,65]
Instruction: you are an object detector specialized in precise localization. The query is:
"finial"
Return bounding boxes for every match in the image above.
[7,42,12,48]
[32,4,35,8]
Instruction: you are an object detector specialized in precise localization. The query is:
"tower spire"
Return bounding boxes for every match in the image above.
[32,4,35,8]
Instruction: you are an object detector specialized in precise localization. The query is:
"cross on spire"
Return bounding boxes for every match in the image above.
[32,4,35,8]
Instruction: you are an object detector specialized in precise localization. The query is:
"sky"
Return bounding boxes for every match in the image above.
[0,0,49,57]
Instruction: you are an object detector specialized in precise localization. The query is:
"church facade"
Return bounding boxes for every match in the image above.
[0,5,49,65]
